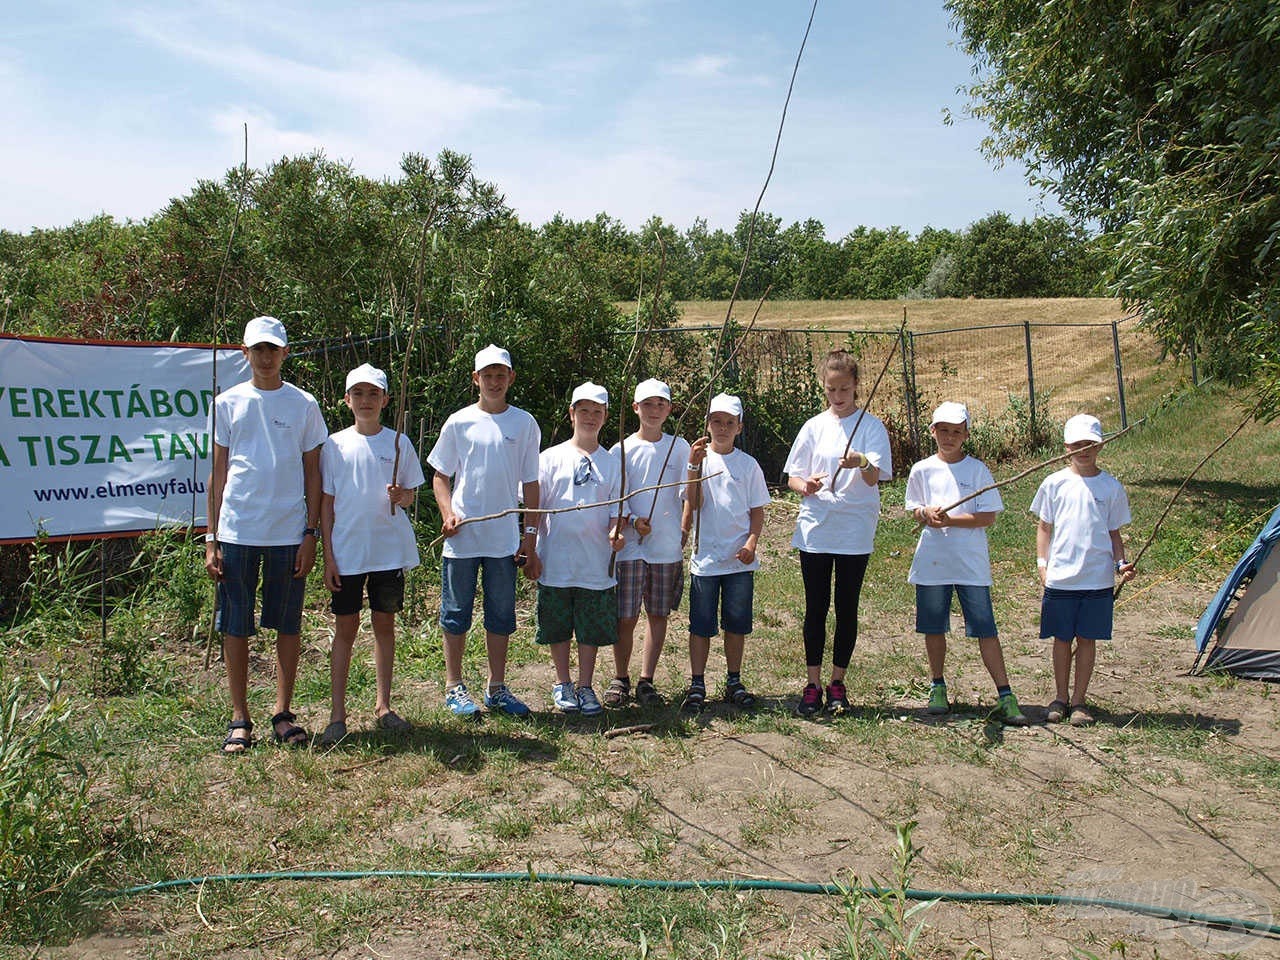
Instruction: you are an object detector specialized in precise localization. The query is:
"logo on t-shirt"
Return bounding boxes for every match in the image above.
[271,417,292,430]
[503,435,517,445]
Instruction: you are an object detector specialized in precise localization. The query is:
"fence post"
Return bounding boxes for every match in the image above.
[1112,321,1128,430]
[902,328,920,459]
[1023,321,1037,435]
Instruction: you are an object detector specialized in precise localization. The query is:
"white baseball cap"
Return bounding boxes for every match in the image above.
[345,363,388,392]
[474,344,513,371]
[243,315,287,347]
[931,401,970,427]
[1063,413,1103,444]
[633,378,672,403]
[571,381,609,407]
[708,393,743,419]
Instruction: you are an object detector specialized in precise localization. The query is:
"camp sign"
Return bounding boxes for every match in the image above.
[0,334,250,543]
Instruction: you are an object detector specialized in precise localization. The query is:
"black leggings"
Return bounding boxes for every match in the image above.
[800,551,869,669]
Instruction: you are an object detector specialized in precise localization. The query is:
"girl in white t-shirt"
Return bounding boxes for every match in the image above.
[783,350,893,717]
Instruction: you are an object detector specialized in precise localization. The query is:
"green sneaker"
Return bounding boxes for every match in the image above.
[926,684,950,715]
[996,692,1030,726]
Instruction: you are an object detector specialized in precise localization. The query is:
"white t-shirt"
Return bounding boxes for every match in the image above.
[211,380,328,547]
[783,409,893,555]
[536,441,621,589]
[686,447,770,577]
[322,426,426,574]
[427,404,540,560]
[610,433,690,565]
[1031,467,1131,590]
[905,454,1003,586]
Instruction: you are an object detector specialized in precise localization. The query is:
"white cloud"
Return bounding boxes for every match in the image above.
[665,54,733,79]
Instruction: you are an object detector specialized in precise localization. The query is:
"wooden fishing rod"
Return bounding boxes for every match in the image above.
[427,472,722,551]
[389,222,431,515]
[827,319,906,491]
[1114,405,1260,600]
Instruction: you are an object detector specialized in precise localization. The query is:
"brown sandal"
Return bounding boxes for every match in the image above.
[1046,700,1068,723]
[1069,704,1095,727]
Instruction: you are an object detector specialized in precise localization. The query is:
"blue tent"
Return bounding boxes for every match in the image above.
[1192,502,1280,679]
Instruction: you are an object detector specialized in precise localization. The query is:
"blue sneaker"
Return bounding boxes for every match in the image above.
[553,681,579,713]
[576,685,603,717]
[445,683,480,717]
[484,684,531,717]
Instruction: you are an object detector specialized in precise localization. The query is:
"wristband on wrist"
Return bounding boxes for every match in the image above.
[205,533,216,543]
[524,525,537,535]
[1115,559,1127,572]
[687,462,699,471]
[1036,557,1048,569]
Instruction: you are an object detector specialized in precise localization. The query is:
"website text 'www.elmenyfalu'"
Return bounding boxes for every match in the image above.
[31,477,207,503]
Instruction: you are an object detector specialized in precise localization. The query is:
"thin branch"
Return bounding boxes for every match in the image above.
[828,320,906,490]
[428,472,722,550]
[1115,405,1260,599]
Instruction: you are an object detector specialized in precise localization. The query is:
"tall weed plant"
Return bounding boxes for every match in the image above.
[0,674,111,943]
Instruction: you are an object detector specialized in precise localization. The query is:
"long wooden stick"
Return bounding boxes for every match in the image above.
[931,423,1136,519]
[390,222,431,515]
[827,320,905,491]
[1114,406,1259,599]
[428,472,722,550]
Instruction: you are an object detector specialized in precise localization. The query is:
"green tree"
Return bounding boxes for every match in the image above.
[949,0,1280,398]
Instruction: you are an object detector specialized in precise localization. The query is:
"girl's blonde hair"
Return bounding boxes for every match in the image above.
[819,349,859,381]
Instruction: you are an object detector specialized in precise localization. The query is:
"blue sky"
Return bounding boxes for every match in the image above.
[0,1,1057,238]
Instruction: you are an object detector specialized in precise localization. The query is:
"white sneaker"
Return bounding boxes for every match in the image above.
[576,685,603,717]
[553,681,579,713]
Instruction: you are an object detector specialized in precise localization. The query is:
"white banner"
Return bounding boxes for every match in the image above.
[0,335,251,542]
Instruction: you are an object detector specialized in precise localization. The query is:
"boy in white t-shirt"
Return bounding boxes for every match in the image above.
[1031,414,1136,727]
[906,401,1027,725]
[205,316,328,753]
[534,382,625,716]
[604,378,691,708]
[428,345,541,718]
[680,393,770,713]
[318,363,426,746]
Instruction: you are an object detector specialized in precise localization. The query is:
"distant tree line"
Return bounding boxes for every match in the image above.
[540,209,1105,302]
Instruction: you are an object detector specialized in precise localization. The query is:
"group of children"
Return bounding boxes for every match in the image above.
[207,316,1136,753]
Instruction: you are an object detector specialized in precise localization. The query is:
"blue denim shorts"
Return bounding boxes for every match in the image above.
[915,584,998,638]
[439,555,517,636]
[1040,587,1114,641]
[689,571,754,638]
[215,542,306,637]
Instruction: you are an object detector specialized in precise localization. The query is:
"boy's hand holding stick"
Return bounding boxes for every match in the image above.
[427,472,721,550]
[828,320,905,491]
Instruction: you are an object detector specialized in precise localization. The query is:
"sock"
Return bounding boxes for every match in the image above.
[691,674,705,688]
[616,675,630,686]
[639,676,653,684]
[932,678,946,687]
[727,671,741,686]
[996,685,1012,699]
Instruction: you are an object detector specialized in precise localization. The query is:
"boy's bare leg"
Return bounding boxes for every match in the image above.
[371,610,396,716]
[275,632,301,729]
[485,631,511,687]
[443,631,467,687]
[640,614,668,679]
[549,640,573,685]
[615,616,639,678]
[689,633,712,677]
[224,633,251,723]
[329,614,359,723]
[924,633,947,680]
[977,636,1010,688]
[723,631,746,674]
[577,643,599,689]
[1071,638,1096,706]
[1052,639,1073,704]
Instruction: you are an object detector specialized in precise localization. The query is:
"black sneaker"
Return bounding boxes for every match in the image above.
[796,683,823,717]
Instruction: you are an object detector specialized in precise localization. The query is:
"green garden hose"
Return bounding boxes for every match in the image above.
[99,869,1280,938]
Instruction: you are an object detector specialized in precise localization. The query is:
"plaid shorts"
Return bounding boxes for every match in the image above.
[615,559,684,620]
